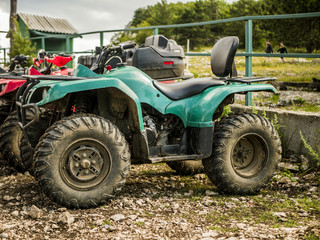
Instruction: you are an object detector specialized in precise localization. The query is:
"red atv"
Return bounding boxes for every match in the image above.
[0,51,73,171]
[0,51,73,123]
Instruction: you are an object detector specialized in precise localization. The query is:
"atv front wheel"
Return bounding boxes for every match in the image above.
[0,98,11,125]
[0,111,25,172]
[167,160,204,176]
[203,113,281,194]
[34,115,131,209]
[20,110,52,175]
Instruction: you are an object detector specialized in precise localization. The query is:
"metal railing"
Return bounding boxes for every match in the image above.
[78,12,320,105]
[1,12,320,103]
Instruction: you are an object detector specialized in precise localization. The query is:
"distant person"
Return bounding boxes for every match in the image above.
[265,40,273,62]
[277,42,287,62]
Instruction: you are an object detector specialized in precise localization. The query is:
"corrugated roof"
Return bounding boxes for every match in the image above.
[18,13,78,34]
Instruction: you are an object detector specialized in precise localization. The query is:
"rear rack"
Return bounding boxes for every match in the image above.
[21,75,89,81]
[225,76,276,84]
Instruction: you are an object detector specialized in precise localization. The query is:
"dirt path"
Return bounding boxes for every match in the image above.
[0,157,319,240]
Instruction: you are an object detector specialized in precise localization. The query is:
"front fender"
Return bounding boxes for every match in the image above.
[37,77,144,130]
[166,83,276,127]
[0,79,26,96]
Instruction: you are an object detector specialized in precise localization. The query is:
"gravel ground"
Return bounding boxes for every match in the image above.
[0,156,319,240]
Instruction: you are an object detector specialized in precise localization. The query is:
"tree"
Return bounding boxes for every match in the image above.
[9,0,17,49]
[223,0,264,49]
[260,0,320,53]
[9,19,36,64]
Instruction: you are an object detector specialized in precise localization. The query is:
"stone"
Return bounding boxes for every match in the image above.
[184,190,194,197]
[205,190,219,196]
[0,233,9,238]
[43,225,51,233]
[11,210,19,217]
[95,219,105,226]
[3,195,14,201]
[278,176,291,184]
[110,214,125,222]
[309,186,318,192]
[202,230,219,238]
[51,224,59,229]
[58,211,75,225]
[28,205,42,219]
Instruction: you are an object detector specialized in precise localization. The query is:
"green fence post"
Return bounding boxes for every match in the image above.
[3,48,6,65]
[41,37,45,50]
[100,32,104,46]
[153,28,158,35]
[245,19,253,106]
[66,36,70,53]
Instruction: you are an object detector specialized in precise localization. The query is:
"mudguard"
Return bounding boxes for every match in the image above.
[166,83,276,127]
[0,78,26,96]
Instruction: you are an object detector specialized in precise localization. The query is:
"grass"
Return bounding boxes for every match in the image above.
[187,53,320,112]
[188,54,320,82]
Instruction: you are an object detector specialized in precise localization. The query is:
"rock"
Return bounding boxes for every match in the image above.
[194,174,206,180]
[205,190,219,196]
[51,224,59,229]
[278,162,299,172]
[184,190,194,197]
[11,211,19,217]
[273,212,287,221]
[110,214,125,222]
[95,219,105,226]
[3,195,14,201]
[0,233,9,238]
[278,176,291,184]
[58,211,75,225]
[202,230,219,238]
[28,205,42,219]
[231,198,240,202]
[43,225,51,233]
[309,186,318,192]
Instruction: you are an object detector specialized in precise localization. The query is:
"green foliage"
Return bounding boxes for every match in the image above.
[260,0,320,53]
[111,0,319,53]
[300,131,320,167]
[220,105,232,118]
[9,18,36,65]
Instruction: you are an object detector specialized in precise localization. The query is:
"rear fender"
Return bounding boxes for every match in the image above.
[166,83,276,127]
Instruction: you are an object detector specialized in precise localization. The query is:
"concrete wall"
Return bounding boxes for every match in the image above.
[230,104,320,158]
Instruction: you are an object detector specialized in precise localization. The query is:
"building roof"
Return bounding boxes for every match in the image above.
[18,13,78,34]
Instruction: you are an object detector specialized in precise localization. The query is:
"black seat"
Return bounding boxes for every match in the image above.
[152,36,239,100]
[153,78,225,100]
[211,36,239,77]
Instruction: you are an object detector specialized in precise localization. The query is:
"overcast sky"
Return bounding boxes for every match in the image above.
[0,0,234,51]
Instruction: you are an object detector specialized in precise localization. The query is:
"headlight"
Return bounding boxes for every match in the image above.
[28,87,51,103]
[42,87,48,98]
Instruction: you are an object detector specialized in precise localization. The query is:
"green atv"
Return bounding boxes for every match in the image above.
[16,36,281,209]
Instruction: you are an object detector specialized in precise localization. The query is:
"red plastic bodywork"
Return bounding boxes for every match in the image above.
[0,55,74,96]
[0,78,26,97]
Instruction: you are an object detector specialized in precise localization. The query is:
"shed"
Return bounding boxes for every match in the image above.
[17,13,79,53]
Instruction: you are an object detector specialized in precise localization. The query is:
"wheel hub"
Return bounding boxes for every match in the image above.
[233,138,254,168]
[67,145,104,182]
[231,134,268,178]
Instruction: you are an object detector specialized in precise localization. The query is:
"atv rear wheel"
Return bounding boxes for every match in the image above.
[167,160,204,176]
[203,113,281,194]
[0,111,25,172]
[34,115,131,209]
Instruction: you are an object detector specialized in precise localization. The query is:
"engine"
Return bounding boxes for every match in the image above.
[142,111,183,147]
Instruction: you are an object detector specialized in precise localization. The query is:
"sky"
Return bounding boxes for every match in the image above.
[0,0,234,52]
